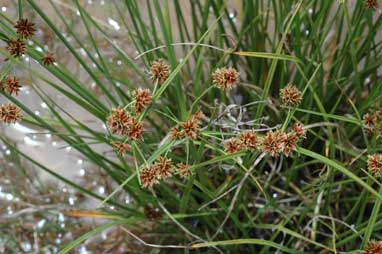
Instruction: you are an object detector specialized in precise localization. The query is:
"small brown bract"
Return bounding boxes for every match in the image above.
[0,103,22,124]
[150,59,170,84]
[280,84,302,107]
[212,67,240,90]
[367,154,382,176]
[1,76,22,96]
[14,18,36,39]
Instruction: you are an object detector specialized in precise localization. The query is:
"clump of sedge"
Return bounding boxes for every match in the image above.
[212,67,240,90]
[0,103,22,124]
[280,84,302,107]
[150,59,170,84]
[1,76,22,96]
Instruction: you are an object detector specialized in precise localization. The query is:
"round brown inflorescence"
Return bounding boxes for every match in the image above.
[6,38,26,58]
[41,53,56,66]
[362,240,382,254]
[150,59,170,84]
[211,67,240,90]
[133,88,152,115]
[367,154,382,176]
[0,103,22,124]
[280,84,302,107]
[14,18,36,39]
[1,76,22,96]
[176,163,193,178]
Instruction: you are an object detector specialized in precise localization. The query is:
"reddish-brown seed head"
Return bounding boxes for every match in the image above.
[293,122,306,139]
[262,130,285,157]
[280,84,302,107]
[127,119,144,140]
[212,67,240,90]
[281,132,299,157]
[106,108,133,136]
[150,59,170,84]
[41,53,56,66]
[362,240,382,254]
[140,167,159,189]
[133,88,152,114]
[368,154,382,176]
[153,156,172,180]
[1,76,22,96]
[239,129,260,150]
[365,0,378,10]
[6,38,26,58]
[0,103,22,124]
[224,138,243,154]
[177,163,193,178]
[14,18,36,39]
[111,141,131,155]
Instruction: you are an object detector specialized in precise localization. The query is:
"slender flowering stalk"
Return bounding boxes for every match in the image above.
[367,154,382,176]
[280,84,302,107]
[150,59,170,84]
[6,38,26,58]
[362,240,382,254]
[133,88,152,114]
[212,67,240,90]
[1,76,22,96]
[14,18,36,38]
[0,103,22,124]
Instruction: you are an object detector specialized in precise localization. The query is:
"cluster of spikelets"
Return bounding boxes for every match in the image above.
[107,60,169,155]
[362,240,382,254]
[224,123,306,157]
[363,109,382,139]
[1,18,56,125]
[365,0,379,10]
[171,111,204,140]
[140,156,192,188]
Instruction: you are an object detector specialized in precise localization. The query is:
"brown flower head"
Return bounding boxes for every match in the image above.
[14,19,36,39]
[144,204,163,221]
[133,88,152,114]
[366,0,378,10]
[177,163,193,178]
[363,113,377,127]
[153,156,172,180]
[106,107,133,136]
[127,118,144,140]
[239,129,260,150]
[281,132,299,157]
[368,154,382,176]
[111,141,131,155]
[6,38,26,58]
[280,84,302,107]
[262,130,285,157]
[140,167,159,189]
[150,59,170,84]
[293,122,306,139]
[170,126,184,140]
[362,240,382,254]
[180,113,203,140]
[0,103,22,124]
[41,53,56,66]
[224,138,243,154]
[212,67,240,90]
[1,76,21,96]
